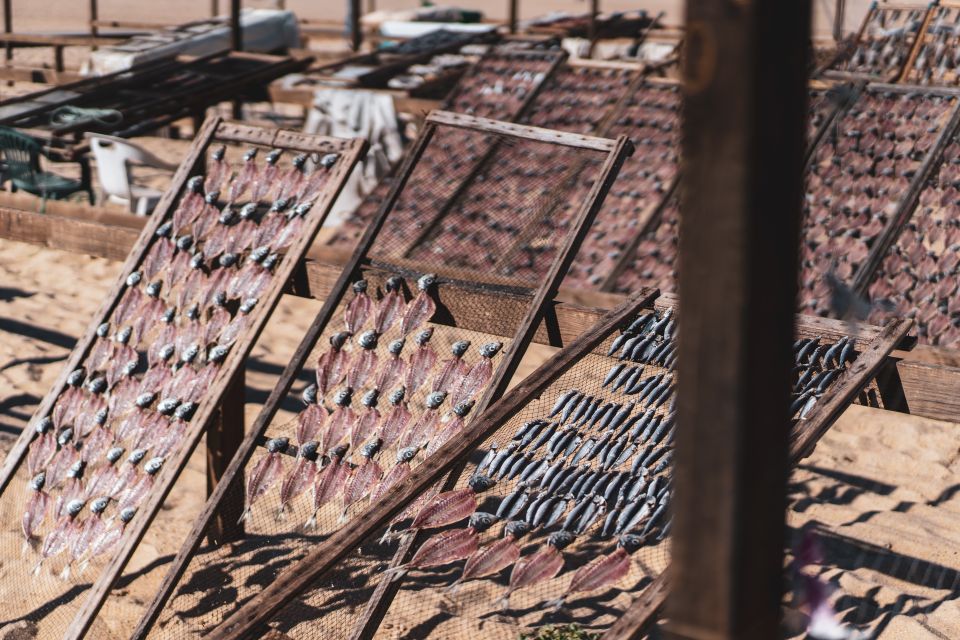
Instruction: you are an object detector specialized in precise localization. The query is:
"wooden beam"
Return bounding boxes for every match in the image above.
[206,368,246,543]
[349,0,361,51]
[89,0,98,41]
[3,0,10,62]
[834,0,846,42]
[425,109,620,152]
[666,0,810,638]
[230,0,241,51]
[509,0,518,34]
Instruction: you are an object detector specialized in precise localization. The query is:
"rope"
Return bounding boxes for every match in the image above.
[49,106,123,127]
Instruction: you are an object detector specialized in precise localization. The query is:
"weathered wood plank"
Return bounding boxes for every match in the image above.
[426,110,620,152]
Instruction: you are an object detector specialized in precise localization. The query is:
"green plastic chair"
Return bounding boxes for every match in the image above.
[0,126,91,209]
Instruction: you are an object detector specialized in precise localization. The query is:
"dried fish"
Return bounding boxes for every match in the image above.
[545,534,644,610]
[322,390,355,452]
[117,457,164,513]
[431,340,471,395]
[305,445,350,529]
[340,439,384,522]
[374,276,405,335]
[239,438,288,523]
[172,176,205,234]
[379,387,412,448]
[344,280,374,335]
[204,145,230,193]
[251,149,282,203]
[376,338,407,392]
[498,530,574,609]
[277,441,320,520]
[368,446,419,506]
[405,474,495,533]
[66,497,110,578]
[347,330,379,391]
[449,520,531,592]
[400,391,446,450]
[386,512,497,581]
[22,473,49,552]
[34,498,84,576]
[315,332,351,397]
[26,418,56,477]
[400,274,437,336]
[227,148,258,202]
[84,506,136,570]
[404,328,437,394]
[451,341,502,406]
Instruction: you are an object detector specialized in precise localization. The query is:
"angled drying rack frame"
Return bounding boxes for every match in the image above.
[0,115,367,639]
[200,289,910,639]
[132,110,634,639]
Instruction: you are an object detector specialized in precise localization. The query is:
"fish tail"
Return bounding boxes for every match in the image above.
[443,580,462,595]
[384,565,408,583]
[59,563,72,581]
[304,512,318,530]
[494,591,511,612]
[275,505,287,523]
[32,560,43,577]
[338,509,350,524]
[545,596,566,612]
[378,526,394,545]
[237,507,251,525]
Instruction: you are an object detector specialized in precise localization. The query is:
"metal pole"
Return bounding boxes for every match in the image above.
[664,0,811,637]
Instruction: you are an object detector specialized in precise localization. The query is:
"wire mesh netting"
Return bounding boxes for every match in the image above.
[827,5,925,79]
[797,86,958,316]
[565,79,680,289]
[259,300,884,639]
[900,4,960,86]
[0,129,359,637]
[143,121,621,637]
[866,125,960,346]
[328,47,563,252]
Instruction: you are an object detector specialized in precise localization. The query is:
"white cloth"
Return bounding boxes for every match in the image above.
[87,10,300,75]
[303,89,405,226]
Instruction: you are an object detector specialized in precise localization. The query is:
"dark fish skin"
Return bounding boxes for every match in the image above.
[620,496,655,534]
[628,410,654,440]
[796,367,815,391]
[524,492,548,525]
[563,433,582,459]
[477,446,498,475]
[506,452,531,480]
[638,415,661,444]
[607,403,635,436]
[839,339,855,366]
[546,464,578,495]
[603,364,625,388]
[623,371,651,395]
[650,311,671,336]
[816,369,841,394]
[630,335,656,362]
[602,438,626,471]
[808,344,829,368]
[823,341,843,368]
[532,495,559,527]
[497,452,523,480]
[627,311,654,334]
[573,495,605,534]
[625,474,648,502]
[488,444,518,478]
[649,340,672,365]
[636,374,665,404]
[542,495,570,528]
[497,489,529,520]
[561,393,585,424]
[591,472,616,499]
[631,447,651,475]
[562,494,595,531]
[562,467,590,497]
[655,484,670,503]
[575,398,601,428]
[601,506,621,538]
[570,438,596,466]
[580,470,605,496]
[650,381,675,408]
[789,392,812,416]
[587,432,612,464]
[518,420,548,447]
[538,461,564,491]
[519,458,549,486]
[548,429,576,460]
[641,494,670,537]
[646,476,661,500]
[611,366,636,393]
[653,451,673,475]
[607,333,630,357]
[615,443,636,469]
[642,446,668,470]
[549,391,577,418]
[529,422,557,454]
[602,472,628,503]
[568,468,593,496]
[650,419,671,445]
[618,335,642,360]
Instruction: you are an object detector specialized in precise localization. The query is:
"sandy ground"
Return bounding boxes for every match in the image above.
[0,232,956,638]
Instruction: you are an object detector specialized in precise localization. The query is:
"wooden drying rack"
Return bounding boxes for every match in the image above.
[0,116,368,640]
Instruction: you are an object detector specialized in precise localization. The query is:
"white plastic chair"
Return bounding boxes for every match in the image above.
[85,133,177,215]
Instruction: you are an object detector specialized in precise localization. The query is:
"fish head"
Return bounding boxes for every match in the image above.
[451,340,471,357]
[385,276,402,292]
[397,446,418,464]
[388,387,406,405]
[361,389,379,408]
[240,298,259,314]
[619,533,645,552]
[416,273,437,291]
[119,507,137,523]
[211,290,228,308]
[415,328,434,346]
[388,338,405,356]
[145,280,163,298]
[94,408,109,426]
[66,368,86,387]
[155,220,173,238]
[218,207,235,225]
[87,377,107,395]
[91,497,110,514]
[266,149,283,165]
[250,245,270,263]
[243,148,258,162]
[239,203,258,220]
[468,473,495,493]
[135,392,157,409]
[360,439,382,458]
[96,322,110,338]
[294,203,312,217]
[66,499,86,518]
[204,191,220,205]
[262,253,280,270]
[291,153,307,169]
[128,449,147,465]
[547,530,575,550]
[504,520,531,539]
[266,437,290,454]
[270,198,290,213]
[333,389,352,407]
[106,447,125,464]
[174,402,197,421]
[352,279,368,294]
[145,457,165,475]
[330,444,349,460]
[424,392,446,411]
[299,441,320,460]
[36,417,53,434]
[186,175,204,193]
[452,400,474,418]
[330,331,350,350]
[320,153,338,168]
[57,428,74,447]
[115,326,133,345]
[29,472,46,491]
[156,398,180,416]
[161,307,176,324]
[211,145,226,162]
[176,235,194,252]
[208,345,230,364]
[468,511,497,532]
[479,342,503,358]
[302,384,319,405]
[159,343,176,362]
[186,303,201,321]
[219,253,239,268]
[126,271,143,288]
[358,330,378,350]
[181,343,201,364]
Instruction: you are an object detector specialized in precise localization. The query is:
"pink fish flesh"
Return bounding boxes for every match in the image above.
[204,306,232,346]
[305,455,349,529]
[172,190,204,234]
[340,458,383,521]
[432,358,468,395]
[369,461,410,506]
[142,238,174,283]
[459,535,521,583]
[240,447,287,522]
[46,447,79,489]
[351,407,381,451]
[399,411,438,451]
[405,346,437,395]
[346,350,378,391]
[374,290,405,335]
[376,355,406,393]
[316,348,350,397]
[410,487,477,531]
[80,425,114,464]
[228,157,258,202]
[296,404,327,445]
[22,488,49,547]
[451,359,492,407]
[556,547,630,602]
[378,404,411,448]
[205,150,231,194]
[277,453,317,520]
[344,288,373,335]
[406,527,478,570]
[321,406,355,452]
[27,431,56,477]
[400,291,436,337]
[505,547,565,601]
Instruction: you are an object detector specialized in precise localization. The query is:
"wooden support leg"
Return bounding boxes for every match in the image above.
[875,358,908,413]
[207,367,246,543]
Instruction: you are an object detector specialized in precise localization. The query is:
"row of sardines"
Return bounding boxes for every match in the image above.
[240,274,506,534]
[358,307,865,618]
[20,145,342,579]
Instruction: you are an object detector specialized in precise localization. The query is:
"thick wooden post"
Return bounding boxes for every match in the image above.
[3,0,11,62]
[508,0,518,34]
[211,0,219,17]
[349,0,362,51]
[207,368,246,543]
[665,0,810,638]
[834,0,845,42]
[231,0,242,120]
[587,0,599,56]
[89,0,98,40]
